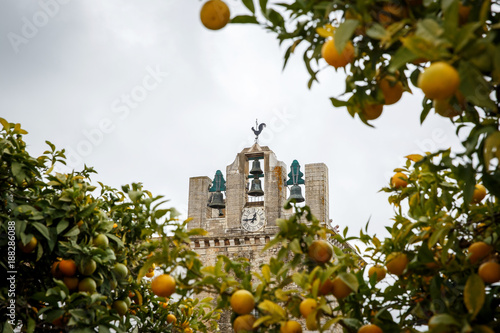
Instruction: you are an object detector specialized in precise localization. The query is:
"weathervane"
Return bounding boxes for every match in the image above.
[251,119,266,143]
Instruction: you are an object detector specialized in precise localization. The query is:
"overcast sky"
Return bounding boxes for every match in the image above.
[1,1,464,239]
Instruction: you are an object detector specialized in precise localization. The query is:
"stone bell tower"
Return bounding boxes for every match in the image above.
[187,143,330,242]
[186,126,332,332]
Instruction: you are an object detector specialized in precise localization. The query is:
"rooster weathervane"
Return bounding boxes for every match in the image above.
[252,119,266,143]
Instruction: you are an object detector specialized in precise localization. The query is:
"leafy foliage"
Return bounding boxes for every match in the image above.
[0,119,219,333]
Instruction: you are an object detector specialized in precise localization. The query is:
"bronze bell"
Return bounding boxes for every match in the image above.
[248,179,264,197]
[288,184,305,203]
[208,191,225,209]
[250,159,263,175]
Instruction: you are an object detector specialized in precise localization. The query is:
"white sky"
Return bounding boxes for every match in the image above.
[0,0,464,240]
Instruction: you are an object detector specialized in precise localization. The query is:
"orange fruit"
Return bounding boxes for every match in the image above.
[113,223,118,228]
[113,300,128,316]
[113,263,128,280]
[145,271,155,278]
[78,277,97,293]
[308,240,333,263]
[458,3,471,24]
[19,236,37,253]
[280,320,302,333]
[478,262,500,284]
[52,315,68,328]
[468,241,492,264]
[167,314,177,324]
[332,276,353,299]
[200,0,230,30]
[472,184,487,203]
[418,62,460,99]
[184,328,193,333]
[321,38,355,68]
[230,289,255,315]
[151,274,176,297]
[299,298,317,318]
[233,314,256,332]
[391,172,408,189]
[51,261,63,278]
[362,104,383,120]
[93,234,109,248]
[78,259,97,276]
[63,277,79,291]
[318,277,334,295]
[358,324,383,333]
[386,252,408,276]
[379,76,404,105]
[59,259,77,277]
[368,265,386,282]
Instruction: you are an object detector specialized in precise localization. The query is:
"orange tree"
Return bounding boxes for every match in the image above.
[223,0,500,194]
[0,119,219,332]
[197,0,500,332]
[1,123,499,333]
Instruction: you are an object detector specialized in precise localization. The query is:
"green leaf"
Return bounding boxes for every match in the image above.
[464,273,485,319]
[253,315,272,328]
[366,23,388,40]
[0,118,10,130]
[429,225,449,247]
[98,326,111,333]
[338,272,359,293]
[389,47,419,72]
[323,317,342,330]
[56,220,69,234]
[79,202,98,219]
[455,22,481,52]
[25,317,36,333]
[32,222,50,240]
[262,264,271,282]
[258,300,286,319]
[341,318,362,331]
[330,97,351,108]
[231,15,259,24]
[259,0,268,13]
[242,0,255,13]
[441,0,458,39]
[107,233,124,247]
[428,313,460,328]
[12,161,25,183]
[63,225,80,237]
[128,190,142,202]
[334,19,358,53]
[288,238,302,254]
[420,99,432,124]
[458,61,496,110]
[2,322,14,333]
[154,209,169,219]
[268,9,284,27]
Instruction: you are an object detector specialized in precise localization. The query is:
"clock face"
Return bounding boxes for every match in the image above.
[241,207,266,232]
